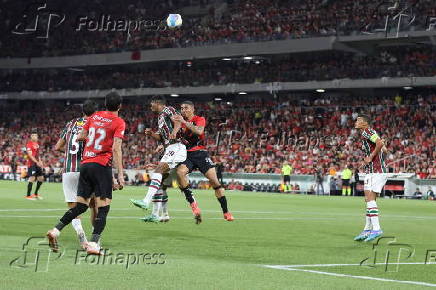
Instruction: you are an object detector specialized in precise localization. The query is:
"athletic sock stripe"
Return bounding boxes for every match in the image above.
[149,185,160,190]
[151,179,161,183]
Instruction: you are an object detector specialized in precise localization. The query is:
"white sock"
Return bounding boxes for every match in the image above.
[71,218,84,235]
[364,215,372,231]
[52,227,60,236]
[367,200,381,231]
[162,201,168,217]
[143,173,162,205]
[152,201,162,217]
[152,189,163,217]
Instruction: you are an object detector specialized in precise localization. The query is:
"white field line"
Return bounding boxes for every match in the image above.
[1,208,436,220]
[264,263,436,287]
[0,215,338,221]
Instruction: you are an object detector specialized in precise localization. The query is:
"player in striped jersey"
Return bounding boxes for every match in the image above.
[130,96,190,221]
[353,114,388,242]
[54,100,97,249]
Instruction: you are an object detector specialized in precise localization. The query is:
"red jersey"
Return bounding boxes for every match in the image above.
[26,141,39,167]
[82,111,126,166]
[182,115,206,151]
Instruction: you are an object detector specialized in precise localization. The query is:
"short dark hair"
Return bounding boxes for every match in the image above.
[105,92,122,111]
[357,114,371,124]
[150,96,166,105]
[181,100,194,107]
[82,99,97,116]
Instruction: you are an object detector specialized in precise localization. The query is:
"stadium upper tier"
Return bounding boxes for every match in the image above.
[0,93,434,178]
[1,0,435,57]
[2,46,435,92]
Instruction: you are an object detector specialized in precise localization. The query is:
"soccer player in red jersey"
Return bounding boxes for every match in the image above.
[25,131,44,200]
[47,92,125,255]
[173,101,234,222]
[353,114,388,242]
[54,100,97,249]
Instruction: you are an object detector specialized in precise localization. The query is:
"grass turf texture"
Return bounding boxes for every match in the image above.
[1,180,436,290]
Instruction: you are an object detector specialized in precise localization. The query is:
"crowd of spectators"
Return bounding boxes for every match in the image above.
[0,93,434,178]
[2,46,435,92]
[1,0,435,57]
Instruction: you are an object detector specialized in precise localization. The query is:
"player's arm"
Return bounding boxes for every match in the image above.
[169,116,182,139]
[145,128,161,141]
[54,138,66,152]
[173,115,205,135]
[112,137,124,189]
[183,121,204,135]
[365,135,384,163]
[77,129,88,141]
[26,146,39,165]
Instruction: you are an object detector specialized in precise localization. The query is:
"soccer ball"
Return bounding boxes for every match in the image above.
[166,14,182,28]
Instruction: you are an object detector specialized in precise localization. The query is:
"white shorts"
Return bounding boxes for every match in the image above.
[62,172,80,202]
[364,173,388,193]
[160,143,187,169]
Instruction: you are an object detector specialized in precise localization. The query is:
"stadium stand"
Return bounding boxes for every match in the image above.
[1,46,435,92]
[0,94,434,178]
[1,0,435,57]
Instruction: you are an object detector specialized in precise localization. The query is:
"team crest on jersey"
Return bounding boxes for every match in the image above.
[76,120,85,126]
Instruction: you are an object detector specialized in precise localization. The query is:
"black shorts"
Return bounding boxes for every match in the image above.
[77,163,112,200]
[180,150,215,175]
[283,175,291,183]
[342,179,350,186]
[27,165,43,178]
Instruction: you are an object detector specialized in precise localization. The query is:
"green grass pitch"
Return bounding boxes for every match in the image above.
[1,180,436,289]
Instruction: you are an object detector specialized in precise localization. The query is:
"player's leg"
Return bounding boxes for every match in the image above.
[33,171,44,199]
[131,162,169,210]
[364,174,387,242]
[86,164,114,254]
[46,165,93,252]
[204,167,234,221]
[161,184,169,222]
[132,143,184,210]
[177,163,196,204]
[142,188,162,223]
[176,157,202,223]
[89,198,97,228]
[354,174,376,241]
[26,174,36,199]
[63,172,87,248]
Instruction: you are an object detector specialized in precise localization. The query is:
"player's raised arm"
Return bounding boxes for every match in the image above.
[169,116,182,139]
[175,114,205,135]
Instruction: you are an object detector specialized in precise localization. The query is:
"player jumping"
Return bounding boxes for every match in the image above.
[54,100,98,249]
[173,101,234,222]
[46,92,125,255]
[130,96,189,220]
[353,114,388,242]
[25,131,44,200]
